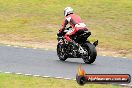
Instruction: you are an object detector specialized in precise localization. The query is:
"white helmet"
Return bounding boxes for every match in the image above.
[64,7,73,16]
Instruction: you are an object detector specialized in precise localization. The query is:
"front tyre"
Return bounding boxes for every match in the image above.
[83,42,97,64]
[57,43,67,61]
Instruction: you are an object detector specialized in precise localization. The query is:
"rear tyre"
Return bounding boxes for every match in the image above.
[57,43,67,61]
[82,42,97,64]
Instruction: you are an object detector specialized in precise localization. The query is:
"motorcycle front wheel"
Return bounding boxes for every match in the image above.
[57,43,67,61]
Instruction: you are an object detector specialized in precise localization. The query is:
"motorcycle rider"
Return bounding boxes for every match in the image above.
[59,7,88,46]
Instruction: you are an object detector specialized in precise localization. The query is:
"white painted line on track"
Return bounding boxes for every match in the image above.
[45,48,49,50]
[120,84,132,87]
[120,84,127,86]
[0,70,132,87]
[102,55,106,56]
[14,46,19,48]
[2,44,130,59]
[73,79,76,81]
[7,45,11,46]
[23,47,27,48]
[33,47,37,49]
[113,56,118,58]
[42,76,50,78]
[33,75,40,77]
[55,77,63,79]
[122,57,127,58]
[4,72,12,74]
[64,78,72,80]
[16,73,23,75]
[24,74,32,76]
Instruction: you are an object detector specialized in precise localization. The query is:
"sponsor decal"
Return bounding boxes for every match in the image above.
[76,66,131,85]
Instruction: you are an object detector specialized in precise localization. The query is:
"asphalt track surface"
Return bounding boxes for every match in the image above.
[0,45,132,84]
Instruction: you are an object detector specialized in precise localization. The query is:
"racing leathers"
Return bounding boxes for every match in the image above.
[59,13,88,43]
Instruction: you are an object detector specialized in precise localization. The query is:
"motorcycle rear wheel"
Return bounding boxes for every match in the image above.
[82,42,97,64]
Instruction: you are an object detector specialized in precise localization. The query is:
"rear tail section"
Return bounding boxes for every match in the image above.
[93,40,98,47]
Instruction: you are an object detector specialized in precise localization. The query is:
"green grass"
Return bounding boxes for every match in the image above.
[0,0,131,56]
[0,73,121,88]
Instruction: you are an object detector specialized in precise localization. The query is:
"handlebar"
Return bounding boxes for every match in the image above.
[57,26,72,37]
